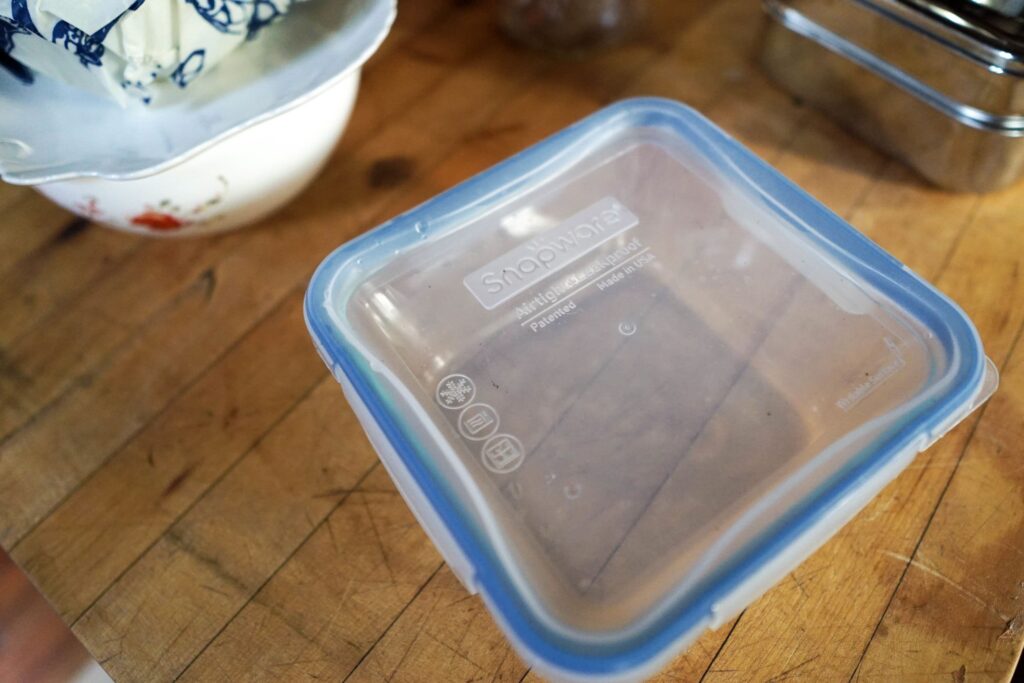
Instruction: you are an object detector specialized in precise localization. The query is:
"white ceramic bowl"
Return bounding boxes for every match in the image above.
[37,71,359,236]
[0,0,395,236]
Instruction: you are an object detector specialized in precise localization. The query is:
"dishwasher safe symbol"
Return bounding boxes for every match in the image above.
[481,434,525,474]
[458,403,500,441]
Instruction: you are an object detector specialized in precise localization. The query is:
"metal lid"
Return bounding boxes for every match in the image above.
[963,0,1024,19]
[900,0,1024,69]
[765,0,1024,134]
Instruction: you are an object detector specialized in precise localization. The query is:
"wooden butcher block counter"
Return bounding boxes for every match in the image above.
[1,1,1022,680]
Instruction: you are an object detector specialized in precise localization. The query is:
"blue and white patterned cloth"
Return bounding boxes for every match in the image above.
[0,0,306,106]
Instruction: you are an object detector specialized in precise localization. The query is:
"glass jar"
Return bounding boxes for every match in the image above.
[499,0,647,54]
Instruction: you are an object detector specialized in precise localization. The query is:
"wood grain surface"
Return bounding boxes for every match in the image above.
[1,1,1022,681]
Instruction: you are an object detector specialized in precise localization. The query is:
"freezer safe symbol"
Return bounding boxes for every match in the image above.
[436,374,475,409]
[481,434,524,474]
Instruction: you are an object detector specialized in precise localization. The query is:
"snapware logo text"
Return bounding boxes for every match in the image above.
[463,196,639,309]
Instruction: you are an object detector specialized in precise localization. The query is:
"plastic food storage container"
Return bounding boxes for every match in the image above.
[761,0,1024,192]
[305,98,997,682]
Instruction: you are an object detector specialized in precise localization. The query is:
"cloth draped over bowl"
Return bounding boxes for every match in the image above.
[0,0,307,106]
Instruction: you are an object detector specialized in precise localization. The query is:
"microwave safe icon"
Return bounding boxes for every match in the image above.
[481,434,525,474]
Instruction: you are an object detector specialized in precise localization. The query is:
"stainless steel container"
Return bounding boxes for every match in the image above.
[761,0,1024,191]
[965,0,1024,17]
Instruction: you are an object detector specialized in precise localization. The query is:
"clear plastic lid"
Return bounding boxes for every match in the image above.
[305,99,995,681]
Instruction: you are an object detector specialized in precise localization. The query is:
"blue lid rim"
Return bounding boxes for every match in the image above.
[304,97,986,678]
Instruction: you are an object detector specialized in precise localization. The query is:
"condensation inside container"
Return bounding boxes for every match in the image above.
[343,126,947,635]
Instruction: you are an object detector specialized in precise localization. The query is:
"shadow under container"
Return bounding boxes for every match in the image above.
[761,0,1024,192]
